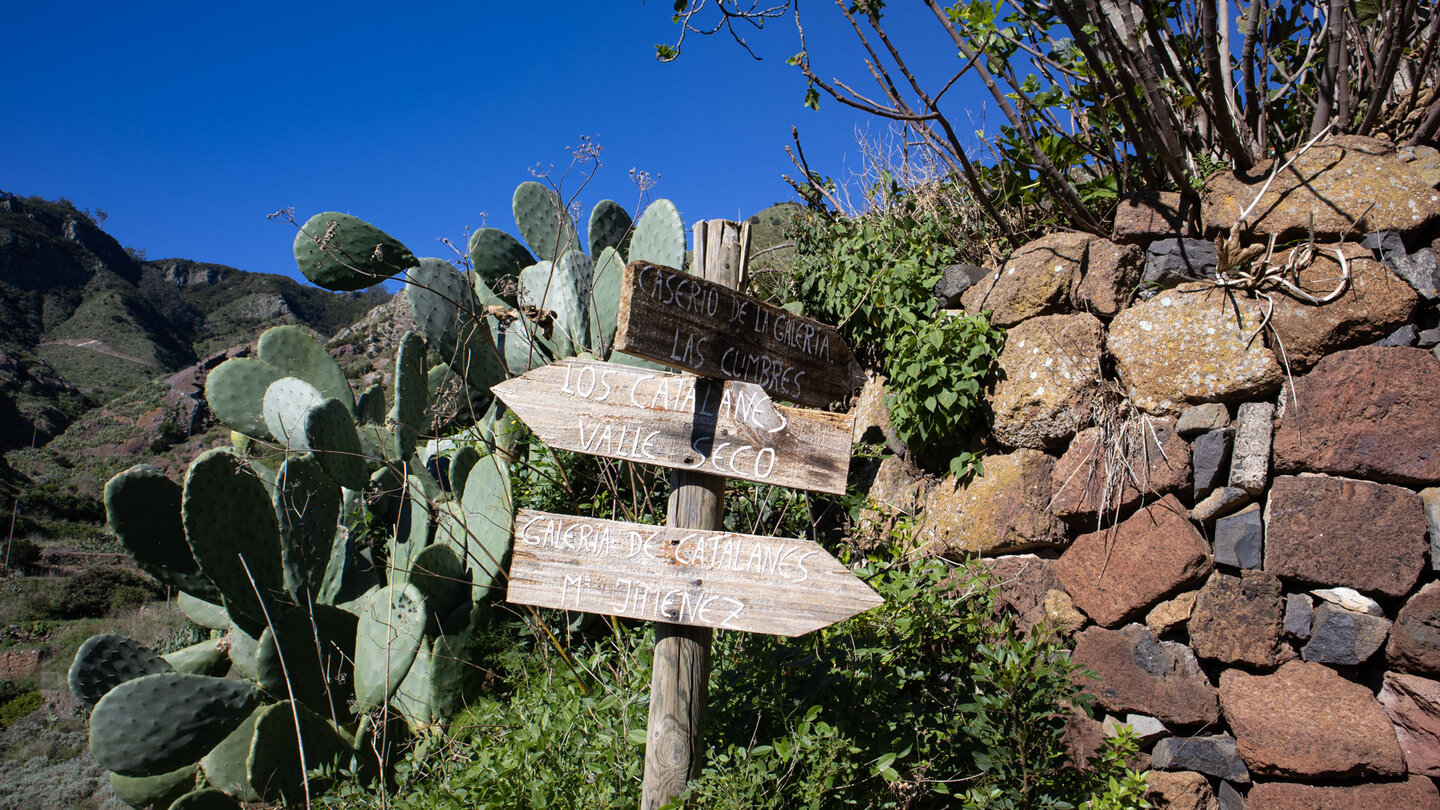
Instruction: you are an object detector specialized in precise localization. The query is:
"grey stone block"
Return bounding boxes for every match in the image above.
[1214,504,1263,569]
[1285,593,1314,640]
[1301,603,1392,665]
[1143,238,1218,291]
[1151,734,1250,782]
[1193,428,1234,501]
[1228,402,1273,495]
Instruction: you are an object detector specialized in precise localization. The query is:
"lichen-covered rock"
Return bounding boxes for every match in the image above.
[1201,135,1440,241]
[961,232,1086,327]
[1071,624,1220,727]
[1226,402,1273,495]
[1273,346,1440,486]
[1055,495,1212,627]
[1189,571,1287,669]
[1074,238,1142,318]
[989,313,1103,449]
[1265,243,1420,372]
[1146,590,1197,637]
[1050,418,1191,521]
[1109,285,1282,413]
[917,449,1066,556]
[1219,660,1406,779]
[1265,474,1427,598]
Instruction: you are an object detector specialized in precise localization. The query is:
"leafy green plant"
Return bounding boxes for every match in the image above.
[0,689,43,729]
[788,194,1005,473]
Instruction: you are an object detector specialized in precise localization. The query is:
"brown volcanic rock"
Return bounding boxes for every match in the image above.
[1075,237,1143,318]
[1246,776,1440,810]
[1188,570,1287,668]
[1272,346,1440,485]
[1051,418,1191,520]
[1072,624,1220,727]
[962,232,1085,327]
[1200,135,1440,241]
[981,554,1059,634]
[1219,660,1406,778]
[1112,190,1196,244]
[917,449,1067,556]
[1055,495,1213,627]
[1265,243,1420,372]
[1108,285,1282,414]
[1264,474,1427,598]
[1389,582,1440,676]
[990,313,1103,449]
[1379,671,1440,776]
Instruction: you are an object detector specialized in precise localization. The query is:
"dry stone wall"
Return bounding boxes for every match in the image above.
[875,135,1440,809]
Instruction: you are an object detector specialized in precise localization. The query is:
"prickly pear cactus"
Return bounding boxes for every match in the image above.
[292,211,417,291]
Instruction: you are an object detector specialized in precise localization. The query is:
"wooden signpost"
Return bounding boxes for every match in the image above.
[495,220,880,809]
[614,260,867,409]
[508,509,884,637]
[490,358,852,495]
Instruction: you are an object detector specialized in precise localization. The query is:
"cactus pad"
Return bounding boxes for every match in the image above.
[200,707,263,803]
[69,634,174,710]
[513,181,578,262]
[356,382,386,425]
[406,543,470,621]
[447,445,480,497]
[468,227,535,294]
[273,453,341,601]
[588,199,633,259]
[589,245,625,357]
[629,198,686,271]
[519,254,588,358]
[459,453,513,598]
[108,763,199,810]
[254,604,357,723]
[388,332,428,463]
[105,465,220,604]
[89,673,261,776]
[303,397,369,490]
[205,358,285,441]
[354,583,427,709]
[405,257,507,394]
[177,592,230,630]
[293,211,417,292]
[257,325,355,416]
[183,449,284,634]
[246,700,349,804]
[169,788,243,810]
[262,377,325,450]
[162,639,229,677]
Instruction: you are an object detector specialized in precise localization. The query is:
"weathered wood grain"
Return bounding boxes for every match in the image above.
[507,509,885,637]
[490,358,852,494]
[614,260,866,408]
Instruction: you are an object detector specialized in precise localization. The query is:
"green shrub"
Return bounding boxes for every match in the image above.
[33,565,165,620]
[325,553,1143,809]
[788,195,1005,474]
[2,535,42,573]
[0,690,43,729]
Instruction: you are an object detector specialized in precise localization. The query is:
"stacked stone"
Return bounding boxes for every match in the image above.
[872,136,1440,809]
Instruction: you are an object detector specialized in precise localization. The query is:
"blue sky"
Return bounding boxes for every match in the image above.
[3,3,983,283]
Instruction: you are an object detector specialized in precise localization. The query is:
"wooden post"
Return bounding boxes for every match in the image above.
[640,220,749,809]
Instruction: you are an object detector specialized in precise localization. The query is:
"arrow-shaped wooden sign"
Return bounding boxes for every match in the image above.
[491,358,852,494]
[507,509,883,636]
[614,261,866,409]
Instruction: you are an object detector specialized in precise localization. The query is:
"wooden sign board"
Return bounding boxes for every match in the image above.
[491,358,852,494]
[507,509,884,637]
[614,261,866,409]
